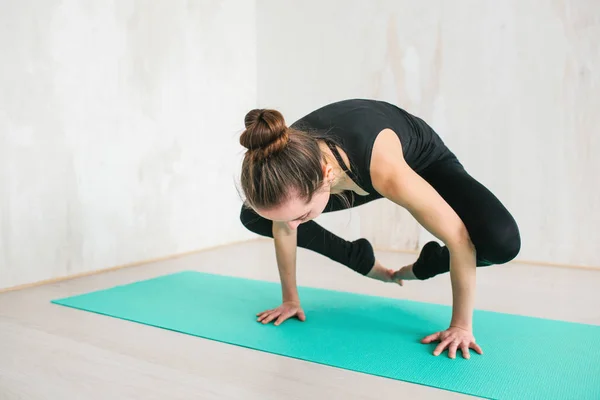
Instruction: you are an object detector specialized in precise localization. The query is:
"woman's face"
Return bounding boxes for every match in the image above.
[254,162,337,229]
[254,182,332,230]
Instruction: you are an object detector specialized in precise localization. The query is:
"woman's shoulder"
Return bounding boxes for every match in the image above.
[369,127,422,198]
[289,99,403,192]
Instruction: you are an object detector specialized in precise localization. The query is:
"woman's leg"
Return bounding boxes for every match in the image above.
[240,191,382,275]
[411,155,521,280]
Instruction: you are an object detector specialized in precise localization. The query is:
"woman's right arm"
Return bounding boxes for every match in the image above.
[256,221,306,325]
[273,221,300,303]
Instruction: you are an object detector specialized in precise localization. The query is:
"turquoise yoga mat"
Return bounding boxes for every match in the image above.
[51,271,600,399]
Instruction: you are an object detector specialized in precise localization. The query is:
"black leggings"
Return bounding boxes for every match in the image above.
[240,153,521,280]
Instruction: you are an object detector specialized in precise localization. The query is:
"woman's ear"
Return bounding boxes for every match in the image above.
[322,163,335,185]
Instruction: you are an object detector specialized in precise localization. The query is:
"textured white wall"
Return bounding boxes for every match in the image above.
[2,1,597,290]
[257,0,600,267]
[0,0,257,289]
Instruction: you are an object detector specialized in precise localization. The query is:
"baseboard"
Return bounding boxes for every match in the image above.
[0,238,261,294]
[505,257,600,271]
[3,237,597,294]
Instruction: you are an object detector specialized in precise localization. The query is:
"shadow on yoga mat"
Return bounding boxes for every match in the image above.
[51,271,600,399]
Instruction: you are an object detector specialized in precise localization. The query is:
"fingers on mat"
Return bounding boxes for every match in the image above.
[471,342,484,355]
[421,332,440,344]
[461,343,470,359]
[448,340,460,359]
[257,309,273,318]
[274,311,292,326]
[297,310,306,321]
[434,337,453,356]
[257,310,275,323]
[263,311,280,324]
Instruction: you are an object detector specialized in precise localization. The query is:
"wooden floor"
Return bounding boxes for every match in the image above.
[1,239,599,400]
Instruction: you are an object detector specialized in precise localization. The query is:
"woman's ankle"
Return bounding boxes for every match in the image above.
[366,260,403,285]
[393,264,417,280]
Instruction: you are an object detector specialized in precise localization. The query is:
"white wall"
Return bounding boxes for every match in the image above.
[0,0,257,289]
[257,0,600,267]
[2,0,597,291]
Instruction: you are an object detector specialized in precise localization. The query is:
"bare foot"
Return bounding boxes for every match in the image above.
[392,264,418,281]
[367,260,404,286]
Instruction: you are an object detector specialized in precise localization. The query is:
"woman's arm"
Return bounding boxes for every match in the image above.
[272,221,300,303]
[370,129,480,358]
[256,220,306,326]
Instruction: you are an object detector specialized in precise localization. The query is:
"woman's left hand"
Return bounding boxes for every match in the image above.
[421,326,483,359]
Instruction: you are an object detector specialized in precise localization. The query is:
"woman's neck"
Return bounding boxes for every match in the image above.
[318,141,369,196]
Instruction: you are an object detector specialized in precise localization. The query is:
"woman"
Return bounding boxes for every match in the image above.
[238,99,520,360]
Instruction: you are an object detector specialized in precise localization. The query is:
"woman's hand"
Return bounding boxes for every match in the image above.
[421,326,483,359]
[256,301,306,326]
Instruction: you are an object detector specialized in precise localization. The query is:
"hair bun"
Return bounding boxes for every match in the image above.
[240,109,289,152]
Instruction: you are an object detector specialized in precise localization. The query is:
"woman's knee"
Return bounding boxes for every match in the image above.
[475,218,521,265]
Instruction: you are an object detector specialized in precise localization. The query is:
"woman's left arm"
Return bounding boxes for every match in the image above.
[370,129,482,359]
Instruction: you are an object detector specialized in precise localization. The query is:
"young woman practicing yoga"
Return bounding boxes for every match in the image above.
[238,99,521,359]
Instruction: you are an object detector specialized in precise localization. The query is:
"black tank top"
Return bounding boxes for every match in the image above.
[290,99,450,193]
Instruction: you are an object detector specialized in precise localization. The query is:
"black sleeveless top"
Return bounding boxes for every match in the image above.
[289,99,450,194]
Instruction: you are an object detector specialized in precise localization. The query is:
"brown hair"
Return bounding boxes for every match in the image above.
[239,109,325,211]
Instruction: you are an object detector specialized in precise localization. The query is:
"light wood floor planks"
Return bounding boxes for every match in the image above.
[1,240,599,399]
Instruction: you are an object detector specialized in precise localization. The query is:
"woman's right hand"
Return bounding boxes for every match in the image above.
[256,301,306,326]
